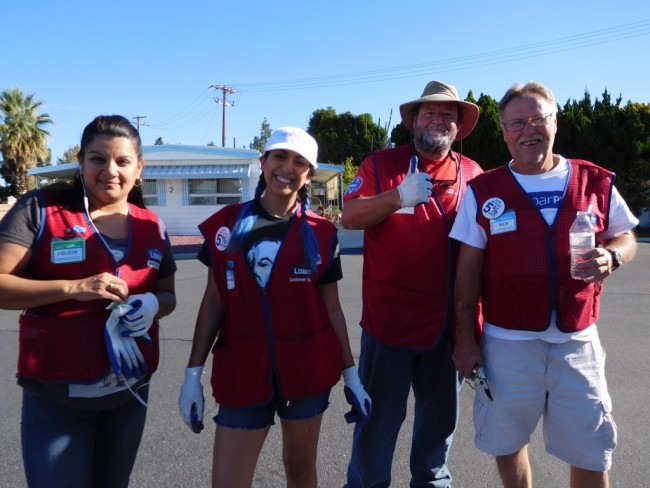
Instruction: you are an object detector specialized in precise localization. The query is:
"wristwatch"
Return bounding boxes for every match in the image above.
[606,248,623,271]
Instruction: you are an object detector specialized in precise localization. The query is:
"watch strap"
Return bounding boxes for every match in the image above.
[606,248,622,271]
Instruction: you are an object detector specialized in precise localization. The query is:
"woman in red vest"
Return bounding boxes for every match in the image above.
[178,127,370,487]
[0,115,177,488]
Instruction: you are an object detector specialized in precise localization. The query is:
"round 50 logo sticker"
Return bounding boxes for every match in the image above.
[215,226,231,251]
[481,197,505,220]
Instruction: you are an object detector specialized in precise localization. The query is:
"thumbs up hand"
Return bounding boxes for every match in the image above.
[396,156,432,208]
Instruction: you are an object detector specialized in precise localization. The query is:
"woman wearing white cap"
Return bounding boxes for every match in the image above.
[179,127,370,487]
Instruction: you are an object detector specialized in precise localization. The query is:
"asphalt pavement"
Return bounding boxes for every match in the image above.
[1,236,649,487]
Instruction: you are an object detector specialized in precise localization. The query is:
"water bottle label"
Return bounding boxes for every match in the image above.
[489,209,517,235]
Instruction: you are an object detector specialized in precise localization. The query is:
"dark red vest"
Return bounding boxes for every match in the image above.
[360,145,483,348]
[471,160,613,332]
[17,190,165,382]
[200,203,343,407]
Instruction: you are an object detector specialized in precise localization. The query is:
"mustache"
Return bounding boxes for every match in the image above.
[416,130,454,153]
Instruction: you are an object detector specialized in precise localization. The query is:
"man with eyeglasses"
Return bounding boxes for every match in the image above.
[342,80,483,487]
[451,81,638,488]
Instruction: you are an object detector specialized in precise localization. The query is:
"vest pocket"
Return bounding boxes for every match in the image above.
[275,326,342,400]
[212,341,271,408]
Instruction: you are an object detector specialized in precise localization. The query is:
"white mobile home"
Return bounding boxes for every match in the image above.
[28,145,344,236]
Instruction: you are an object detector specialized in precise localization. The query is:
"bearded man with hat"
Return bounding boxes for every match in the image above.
[342,80,483,487]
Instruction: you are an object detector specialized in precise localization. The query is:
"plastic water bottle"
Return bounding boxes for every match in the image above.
[569,210,595,280]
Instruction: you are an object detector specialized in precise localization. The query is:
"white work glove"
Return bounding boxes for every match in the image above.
[396,156,432,208]
[104,303,147,379]
[342,365,372,423]
[121,293,159,341]
[179,366,205,434]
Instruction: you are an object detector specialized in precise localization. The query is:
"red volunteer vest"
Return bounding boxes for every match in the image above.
[200,203,343,407]
[355,145,483,348]
[471,160,614,332]
[17,189,165,382]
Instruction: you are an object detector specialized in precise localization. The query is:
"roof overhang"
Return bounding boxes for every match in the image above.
[312,163,343,184]
[28,150,344,184]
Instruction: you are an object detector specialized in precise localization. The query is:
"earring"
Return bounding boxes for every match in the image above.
[134,177,143,187]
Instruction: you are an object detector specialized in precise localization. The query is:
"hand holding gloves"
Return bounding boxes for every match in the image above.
[178,366,205,433]
[397,156,432,208]
[104,302,147,379]
[121,293,159,341]
[342,365,372,423]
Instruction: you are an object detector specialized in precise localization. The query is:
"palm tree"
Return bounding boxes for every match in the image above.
[0,88,52,196]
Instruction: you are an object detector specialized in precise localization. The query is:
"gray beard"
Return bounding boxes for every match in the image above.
[415,131,454,155]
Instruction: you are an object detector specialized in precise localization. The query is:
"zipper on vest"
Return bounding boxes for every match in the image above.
[262,289,279,379]
[546,226,558,328]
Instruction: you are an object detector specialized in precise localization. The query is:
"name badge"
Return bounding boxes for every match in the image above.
[489,209,517,235]
[51,237,86,264]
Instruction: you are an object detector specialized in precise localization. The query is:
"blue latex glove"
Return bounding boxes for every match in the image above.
[121,293,159,344]
[342,365,372,423]
[178,366,205,434]
[105,303,147,378]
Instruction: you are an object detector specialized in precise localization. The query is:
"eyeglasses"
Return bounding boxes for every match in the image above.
[431,159,459,190]
[409,155,459,192]
[502,112,555,132]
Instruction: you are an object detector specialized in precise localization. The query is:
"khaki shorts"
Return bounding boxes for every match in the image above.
[473,333,617,471]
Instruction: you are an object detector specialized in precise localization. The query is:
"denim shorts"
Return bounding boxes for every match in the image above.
[215,385,331,429]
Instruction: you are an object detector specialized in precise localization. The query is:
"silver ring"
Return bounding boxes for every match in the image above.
[107,283,113,291]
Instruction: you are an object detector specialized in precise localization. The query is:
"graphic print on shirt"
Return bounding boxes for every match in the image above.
[246,238,281,287]
[529,190,564,212]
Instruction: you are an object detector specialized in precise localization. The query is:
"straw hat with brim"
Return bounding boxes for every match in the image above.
[399,80,480,140]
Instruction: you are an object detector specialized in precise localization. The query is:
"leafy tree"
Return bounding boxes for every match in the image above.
[249,117,272,153]
[462,92,511,170]
[57,145,80,164]
[154,137,164,145]
[0,88,52,196]
[390,121,410,147]
[556,90,650,214]
[341,156,358,190]
[308,108,387,165]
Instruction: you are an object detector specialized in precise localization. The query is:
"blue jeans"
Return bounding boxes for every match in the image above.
[21,387,149,488]
[346,330,462,488]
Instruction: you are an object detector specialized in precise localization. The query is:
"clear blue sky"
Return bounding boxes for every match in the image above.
[2,0,649,163]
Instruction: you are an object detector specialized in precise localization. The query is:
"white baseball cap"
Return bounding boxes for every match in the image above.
[264,127,318,168]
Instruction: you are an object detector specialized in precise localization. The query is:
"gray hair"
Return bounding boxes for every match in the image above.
[497,81,557,120]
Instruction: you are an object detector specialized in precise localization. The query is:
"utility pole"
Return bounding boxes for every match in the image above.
[210,85,237,147]
[132,115,147,132]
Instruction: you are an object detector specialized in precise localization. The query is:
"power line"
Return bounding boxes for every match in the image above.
[211,85,237,147]
[140,19,650,143]
[132,115,147,132]
[230,19,650,92]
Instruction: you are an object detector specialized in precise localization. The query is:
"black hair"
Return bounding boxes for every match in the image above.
[226,151,319,271]
[48,115,146,209]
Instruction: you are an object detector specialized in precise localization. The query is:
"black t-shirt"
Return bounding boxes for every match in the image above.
[198,198,343,285]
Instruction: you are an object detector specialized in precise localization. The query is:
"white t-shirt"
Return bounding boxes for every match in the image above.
[450,157,639,343]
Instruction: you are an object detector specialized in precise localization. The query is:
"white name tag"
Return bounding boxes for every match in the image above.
[489,209,517,235]
[51,238,86,264]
